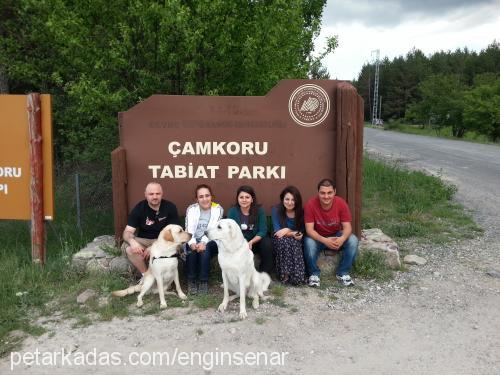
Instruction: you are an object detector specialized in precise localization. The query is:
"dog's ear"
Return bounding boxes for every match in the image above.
[162,229,174,242]
[228,222,235,240]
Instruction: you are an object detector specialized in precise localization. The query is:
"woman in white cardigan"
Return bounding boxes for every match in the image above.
[184,184,224,294]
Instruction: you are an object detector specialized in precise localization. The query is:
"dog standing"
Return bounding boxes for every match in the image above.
[112,224,191,309]
[205,219,271,319]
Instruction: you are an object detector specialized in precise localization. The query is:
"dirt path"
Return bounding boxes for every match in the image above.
[3,231,498,374]
[2,136,499,374]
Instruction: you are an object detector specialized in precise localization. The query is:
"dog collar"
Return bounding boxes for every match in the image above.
[151,254,179,263]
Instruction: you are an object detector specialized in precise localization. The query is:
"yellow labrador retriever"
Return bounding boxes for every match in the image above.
[206,219,271,319]
[112,224,191,309]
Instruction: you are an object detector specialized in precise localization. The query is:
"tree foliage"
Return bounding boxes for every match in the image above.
[463,79,500,142]
[1,0,332,164]
[354,41,500,139]
[406,75,466,137]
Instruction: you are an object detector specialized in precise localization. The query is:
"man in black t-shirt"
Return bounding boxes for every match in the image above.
[122,182,180,275]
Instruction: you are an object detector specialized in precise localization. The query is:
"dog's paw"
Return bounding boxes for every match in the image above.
[136,300,144,308]
[178,292,187,300]
[160,303,168,310]
[239,310,248,320]
[218,303,227,312]
[252,298,259,309]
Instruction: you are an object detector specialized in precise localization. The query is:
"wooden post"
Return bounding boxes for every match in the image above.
[335,82,363,238]
[355,95,364,237]
[27,93,45,264]
[112,146,128,245]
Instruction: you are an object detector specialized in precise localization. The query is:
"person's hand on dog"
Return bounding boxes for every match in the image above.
[143,247,151,259]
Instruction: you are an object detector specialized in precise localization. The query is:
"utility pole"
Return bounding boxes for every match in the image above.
[371,49,380,125]
[368,69,371,121]
[379,95,383,123]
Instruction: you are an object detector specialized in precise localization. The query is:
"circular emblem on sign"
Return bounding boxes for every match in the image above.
[288,84,330,127]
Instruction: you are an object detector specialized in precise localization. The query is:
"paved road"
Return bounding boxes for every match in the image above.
[364,127,500,234]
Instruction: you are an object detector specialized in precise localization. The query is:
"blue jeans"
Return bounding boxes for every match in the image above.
[303,232,358,277]
[185,240,218,282]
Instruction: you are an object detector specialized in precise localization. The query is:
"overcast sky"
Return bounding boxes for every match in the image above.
[316,0,500,80]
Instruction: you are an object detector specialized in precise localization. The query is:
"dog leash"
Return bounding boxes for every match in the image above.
[151,254,179,264]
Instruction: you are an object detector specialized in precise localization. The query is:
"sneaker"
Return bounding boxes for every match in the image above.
[336,274,354,286]
[198,281,208,295]
[308,275,320,287]
[188,280,198,295]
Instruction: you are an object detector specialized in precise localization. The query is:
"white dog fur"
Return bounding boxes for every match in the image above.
[206,218,271,319]
[112,224,191,309]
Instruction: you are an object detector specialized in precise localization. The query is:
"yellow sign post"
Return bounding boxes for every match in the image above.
[0,94,54,264]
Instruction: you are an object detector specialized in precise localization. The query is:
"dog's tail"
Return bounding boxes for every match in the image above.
[259,272,271,294]
[111,284,142,297]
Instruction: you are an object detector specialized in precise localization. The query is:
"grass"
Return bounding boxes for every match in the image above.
[377,121,500,145]
[267,283,288,308]
[362,156,482,242]
[268,297,288,308]
[192,294,219,309]
[0,155,484,356]
[0,170,117,355]
[269,284,286,298]
[255,317,266,325]
[352,251,393,281]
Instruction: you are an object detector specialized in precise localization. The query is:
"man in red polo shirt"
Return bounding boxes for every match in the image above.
[304,178,358,287]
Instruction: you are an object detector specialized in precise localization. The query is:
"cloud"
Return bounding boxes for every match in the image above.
[316,3,500,80]
[322,0,500,28]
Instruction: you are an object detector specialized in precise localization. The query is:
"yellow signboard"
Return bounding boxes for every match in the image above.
[0,95,54,220]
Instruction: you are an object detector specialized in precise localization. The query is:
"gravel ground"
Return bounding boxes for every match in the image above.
[2,152,499,374]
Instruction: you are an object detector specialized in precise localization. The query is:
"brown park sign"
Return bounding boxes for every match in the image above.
[0,95,54,220]
[112,80,363,240]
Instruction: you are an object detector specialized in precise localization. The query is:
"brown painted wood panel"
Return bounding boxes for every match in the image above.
[112,80,363,239]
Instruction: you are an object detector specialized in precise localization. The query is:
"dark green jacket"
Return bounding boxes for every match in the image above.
[227,206,268,242]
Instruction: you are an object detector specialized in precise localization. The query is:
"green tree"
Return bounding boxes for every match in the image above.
[1,0,330,164]
[463,79,500,142]
[474,41,500,75]
[353,63,372,119]
[354,42,499,124]
[408,74,467,137]
[309,36,338,79]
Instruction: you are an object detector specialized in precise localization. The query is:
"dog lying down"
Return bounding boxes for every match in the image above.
[206,218,271,319]
[112,224,191,309]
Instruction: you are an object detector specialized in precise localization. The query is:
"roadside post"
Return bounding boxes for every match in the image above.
[0,94,54,264]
